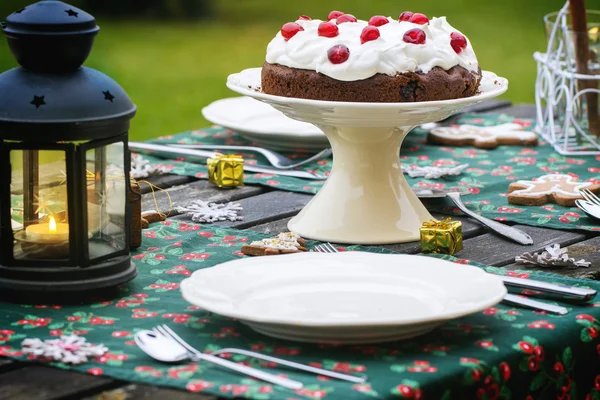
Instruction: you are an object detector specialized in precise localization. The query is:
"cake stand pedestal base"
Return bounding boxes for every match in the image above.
[226,68,508,245]
[288,125,433,244]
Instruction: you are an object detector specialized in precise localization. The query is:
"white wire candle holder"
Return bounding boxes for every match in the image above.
[534,1,600,155]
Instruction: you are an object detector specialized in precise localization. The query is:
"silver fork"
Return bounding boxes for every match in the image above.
[169,144,333,170]
[580,189,600,206]
[312,243,571,314]
[157,325,367,383]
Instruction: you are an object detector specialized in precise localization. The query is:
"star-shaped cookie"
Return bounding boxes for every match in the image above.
[508,174,600,206]
[427,123,538,149]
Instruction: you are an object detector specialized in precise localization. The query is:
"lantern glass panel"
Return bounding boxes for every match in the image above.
[10,149,70,260]
[86,142,127,260]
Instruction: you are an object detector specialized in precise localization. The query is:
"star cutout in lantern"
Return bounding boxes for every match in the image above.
[32,195,57,216]
[65,9,79,17]
[103,91,115,103]
[30,95,46,109]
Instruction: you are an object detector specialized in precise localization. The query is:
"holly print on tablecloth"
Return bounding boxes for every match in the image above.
[460,358,512,399]
[0,222,599,399]
[139,113,600,232]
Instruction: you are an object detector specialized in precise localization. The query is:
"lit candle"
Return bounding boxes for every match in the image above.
[25,216,69,243]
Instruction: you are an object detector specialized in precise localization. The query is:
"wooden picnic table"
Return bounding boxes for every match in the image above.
[1,102,600,400]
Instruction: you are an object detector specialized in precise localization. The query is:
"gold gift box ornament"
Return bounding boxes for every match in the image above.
[207,153,244,188]
[420,218,463,255]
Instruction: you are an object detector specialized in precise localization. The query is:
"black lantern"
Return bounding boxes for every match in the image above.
[0,1,137,292]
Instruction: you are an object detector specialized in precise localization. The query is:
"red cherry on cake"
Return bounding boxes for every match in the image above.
[298,15,312,21]
[318,22,339,38]
[281,22,304,41]
[368,15,389,27]
[403,28,426,45]
[327,44,350,64]
[450,32,468,54]
[328,11,344,21]
[398,11,414,22]
[336,14,357,24]
[409,13,429,25]
[360,26,381,44]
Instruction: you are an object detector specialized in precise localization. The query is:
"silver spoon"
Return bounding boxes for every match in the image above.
[169,144,332,170]
[414,189,534,245]
[134,330,302,389]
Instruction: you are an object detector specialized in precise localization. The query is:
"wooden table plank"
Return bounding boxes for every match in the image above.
[141,181,266,215]
[82,384,217,400]
[0,366,115,400]
[455,224,589,267]
[502,236,600,280]
[173,191,314,229]
[142,175,196,194]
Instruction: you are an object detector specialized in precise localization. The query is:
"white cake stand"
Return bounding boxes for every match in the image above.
[227,68,508,244]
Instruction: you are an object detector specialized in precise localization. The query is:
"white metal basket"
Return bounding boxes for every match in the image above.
[534,1,600,155]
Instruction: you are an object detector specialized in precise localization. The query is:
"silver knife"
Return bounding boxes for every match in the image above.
[128,142,327,180]
[502,294,568,315]
[500,275,597,302]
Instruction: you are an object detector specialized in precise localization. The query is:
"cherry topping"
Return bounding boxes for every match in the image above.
[328,11,344,21]
[403,28,426,45]
[318,22,339,38]
[409,13,429,25]
[298,15,312,21]
[368,15,389,27]
[360,26,381,44]
[327,44,350,64]
[450,32,468,54]
[398,11,414,22]
[336,14,357,24]
[281,22,304,41]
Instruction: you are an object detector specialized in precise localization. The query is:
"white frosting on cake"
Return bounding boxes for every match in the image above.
[266,16,479,82]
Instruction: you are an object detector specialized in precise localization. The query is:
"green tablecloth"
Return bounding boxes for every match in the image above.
[1,221,600,399]
[140,113,600,232]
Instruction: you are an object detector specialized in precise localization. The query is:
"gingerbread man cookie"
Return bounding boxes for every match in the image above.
[427,123,538,149]
[508,174,600,207]
[241,232,307,256]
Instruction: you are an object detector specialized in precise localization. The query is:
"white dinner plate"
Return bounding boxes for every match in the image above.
[181,252,506,344]
[202,97,329,151]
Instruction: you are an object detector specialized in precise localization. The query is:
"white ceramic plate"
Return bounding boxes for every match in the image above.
[181,252,506,344]
[202,97,329,151]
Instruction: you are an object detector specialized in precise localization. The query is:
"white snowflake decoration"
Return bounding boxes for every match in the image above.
[175,200,243,223]
[22,335,108,365]
[515,244,591,269]
[128,154,171,179]
[402,163,469,179]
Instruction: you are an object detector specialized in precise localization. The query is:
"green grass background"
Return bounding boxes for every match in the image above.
[0,0,566,140]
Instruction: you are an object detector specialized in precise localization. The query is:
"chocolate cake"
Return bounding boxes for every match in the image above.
[261,11,482,103]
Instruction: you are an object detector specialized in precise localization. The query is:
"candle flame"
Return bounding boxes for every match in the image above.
[49,216,57,232]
